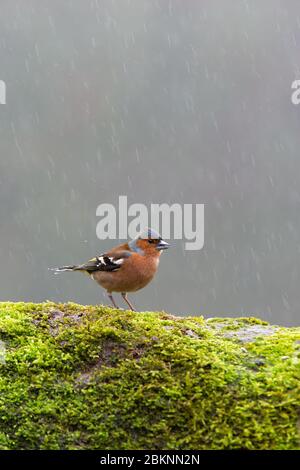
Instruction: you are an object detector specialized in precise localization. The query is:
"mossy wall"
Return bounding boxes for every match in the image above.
[0,302,299,450]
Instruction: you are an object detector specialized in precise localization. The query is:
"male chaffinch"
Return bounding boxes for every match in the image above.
[53,228,170,310]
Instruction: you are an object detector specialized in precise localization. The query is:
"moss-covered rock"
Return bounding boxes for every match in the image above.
[0,301,299,450]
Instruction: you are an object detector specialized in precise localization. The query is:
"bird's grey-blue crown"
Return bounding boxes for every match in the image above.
[140,228,161,240]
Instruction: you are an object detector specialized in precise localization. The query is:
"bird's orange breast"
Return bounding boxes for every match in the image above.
[92,253,160,293]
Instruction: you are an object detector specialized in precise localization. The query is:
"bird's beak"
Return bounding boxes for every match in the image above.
[156,240,170,251]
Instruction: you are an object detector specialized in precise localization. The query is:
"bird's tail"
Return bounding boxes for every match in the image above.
[49,265,78,274]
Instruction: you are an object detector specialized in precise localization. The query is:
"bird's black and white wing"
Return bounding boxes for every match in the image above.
[52,251,131,274]
[78,254,125,273]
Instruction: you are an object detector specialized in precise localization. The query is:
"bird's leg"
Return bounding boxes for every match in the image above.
[121,292,136,311]
[107,292,119,309]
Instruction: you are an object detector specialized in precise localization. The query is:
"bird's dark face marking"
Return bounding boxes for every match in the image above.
[129,228,170,254]
[136,237,170,253]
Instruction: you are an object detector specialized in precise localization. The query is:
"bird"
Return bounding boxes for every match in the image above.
[52,228,170,310]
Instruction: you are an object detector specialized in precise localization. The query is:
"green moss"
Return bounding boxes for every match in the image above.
[0,302,299,449]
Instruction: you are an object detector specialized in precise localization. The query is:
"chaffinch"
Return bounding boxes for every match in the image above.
[53,228,170,310]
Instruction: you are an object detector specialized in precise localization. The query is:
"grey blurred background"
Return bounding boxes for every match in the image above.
[0,0,300,325]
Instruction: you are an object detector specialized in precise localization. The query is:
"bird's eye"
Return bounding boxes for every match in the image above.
[148,239,156,244]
